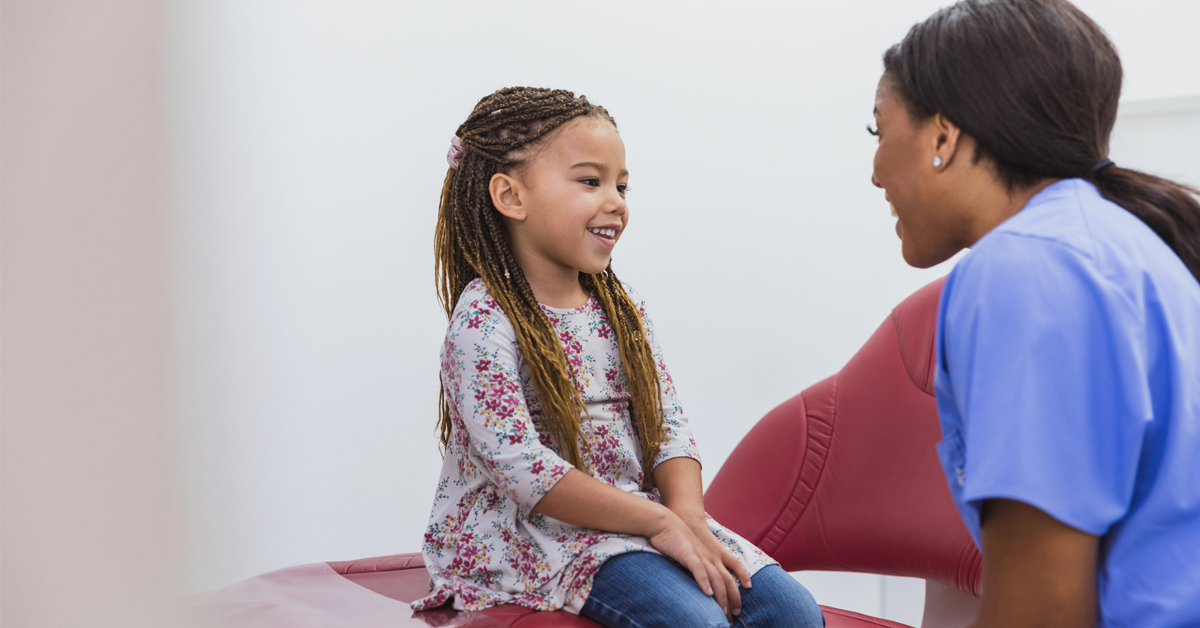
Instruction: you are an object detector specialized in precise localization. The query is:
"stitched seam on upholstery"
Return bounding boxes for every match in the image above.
[762,376,837,554]
[891,290,940,399]
[959,541,984,597]
[749,395,809,549]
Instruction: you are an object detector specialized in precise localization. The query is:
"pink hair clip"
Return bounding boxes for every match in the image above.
[447,136,465,170]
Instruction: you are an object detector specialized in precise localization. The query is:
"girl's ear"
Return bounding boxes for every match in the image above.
[490,173,527,221]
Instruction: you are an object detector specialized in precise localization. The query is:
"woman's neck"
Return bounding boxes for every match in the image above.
[956,173,1060,248]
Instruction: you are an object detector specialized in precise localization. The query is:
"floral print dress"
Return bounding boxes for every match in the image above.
[413,279,775,615]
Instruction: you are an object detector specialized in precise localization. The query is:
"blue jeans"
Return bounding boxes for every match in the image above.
[581,552,825,628]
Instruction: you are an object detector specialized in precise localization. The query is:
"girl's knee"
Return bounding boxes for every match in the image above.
[739,566,824,628]
[583,552,732,628]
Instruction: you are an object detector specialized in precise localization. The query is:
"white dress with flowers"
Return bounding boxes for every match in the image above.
[412,279,775,615]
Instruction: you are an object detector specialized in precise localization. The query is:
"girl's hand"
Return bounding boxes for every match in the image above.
[682,516,752,620]
[690,519,752,591]
[531,469,746,616]
[647,510,743,619]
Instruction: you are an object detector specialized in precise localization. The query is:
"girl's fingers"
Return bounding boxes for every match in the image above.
[685,554,714,597]
[721,567,742,617]
[703,558,730,616]
[724,549,752,589]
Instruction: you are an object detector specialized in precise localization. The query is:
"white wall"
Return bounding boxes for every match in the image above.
[169,1,1200,625]
[1111,96,1200,187]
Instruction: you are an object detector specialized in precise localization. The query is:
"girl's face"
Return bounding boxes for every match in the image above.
[870,76,969,268]
[498,117,629,278]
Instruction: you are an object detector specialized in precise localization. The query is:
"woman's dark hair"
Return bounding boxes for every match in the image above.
[883,0,1200,282]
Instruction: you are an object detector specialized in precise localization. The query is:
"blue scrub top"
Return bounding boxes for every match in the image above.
[935,179,1200,628]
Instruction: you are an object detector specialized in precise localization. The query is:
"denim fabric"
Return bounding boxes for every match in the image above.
[580,552,824,628]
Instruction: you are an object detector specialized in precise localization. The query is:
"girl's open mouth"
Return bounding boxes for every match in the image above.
[587,227,619,244]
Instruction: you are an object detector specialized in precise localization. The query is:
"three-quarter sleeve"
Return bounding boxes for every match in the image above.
[442,295,573,513]
[625,285,702,470]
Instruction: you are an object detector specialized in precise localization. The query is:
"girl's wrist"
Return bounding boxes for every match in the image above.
[641,501,682,537]
[665,504,708,531]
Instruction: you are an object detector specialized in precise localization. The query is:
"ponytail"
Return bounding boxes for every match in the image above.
[1090,166,1200,283]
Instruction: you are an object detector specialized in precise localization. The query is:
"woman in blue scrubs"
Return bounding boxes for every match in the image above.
[868,1,1200,627]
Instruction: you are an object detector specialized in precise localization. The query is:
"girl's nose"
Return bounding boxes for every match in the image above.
[871,172,883,189]
[608,189,628,214]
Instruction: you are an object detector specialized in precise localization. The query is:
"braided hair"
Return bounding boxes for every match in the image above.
[435,87,666,488]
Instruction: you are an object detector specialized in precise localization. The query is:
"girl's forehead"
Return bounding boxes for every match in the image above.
[538,118,624,167]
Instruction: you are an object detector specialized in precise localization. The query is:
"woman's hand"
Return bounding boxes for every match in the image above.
[646,509,743,619]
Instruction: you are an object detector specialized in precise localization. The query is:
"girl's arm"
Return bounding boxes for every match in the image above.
[532,468,744,617]
[654,457,753,601]
[654,456,708,527]
[445,291,739,616]
[623,287,752,609]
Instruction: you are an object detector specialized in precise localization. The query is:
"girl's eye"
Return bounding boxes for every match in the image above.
[581,178,600,187]
[866,124,880,137]
[617,184,629,194]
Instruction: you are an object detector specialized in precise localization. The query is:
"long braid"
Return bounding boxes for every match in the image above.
[584,268,666,487]
[434,87,665,484]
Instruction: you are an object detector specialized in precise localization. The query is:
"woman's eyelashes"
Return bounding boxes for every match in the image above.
[866,124,880,137]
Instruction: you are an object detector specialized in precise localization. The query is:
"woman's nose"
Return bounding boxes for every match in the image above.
[871,172,883,189]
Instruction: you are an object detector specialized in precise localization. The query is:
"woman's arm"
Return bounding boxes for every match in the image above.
[532,468,741,617]
[971,499,1099,628]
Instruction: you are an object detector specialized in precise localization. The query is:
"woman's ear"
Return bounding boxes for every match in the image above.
[490,173,526,221]
[931,113,962,169]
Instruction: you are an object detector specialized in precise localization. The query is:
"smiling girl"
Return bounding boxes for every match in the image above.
[413,87,823,628]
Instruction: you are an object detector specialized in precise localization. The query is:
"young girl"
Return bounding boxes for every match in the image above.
[413,87,824,628]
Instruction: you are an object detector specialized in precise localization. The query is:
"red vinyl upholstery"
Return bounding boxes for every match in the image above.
[222,277,979,627]
[705,276,982,597]
[325,551,916,627]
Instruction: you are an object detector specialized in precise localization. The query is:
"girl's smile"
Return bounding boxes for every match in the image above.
[587,225,621,245]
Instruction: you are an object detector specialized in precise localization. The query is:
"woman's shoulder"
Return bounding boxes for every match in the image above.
[956,179,1196,312]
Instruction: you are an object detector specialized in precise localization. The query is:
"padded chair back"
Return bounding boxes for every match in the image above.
[704,277,982,596]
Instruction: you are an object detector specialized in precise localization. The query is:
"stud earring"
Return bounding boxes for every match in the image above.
[933,156,943,167]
